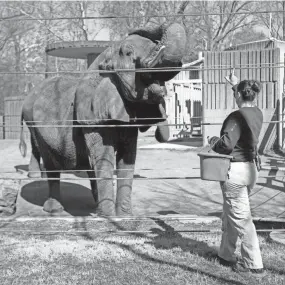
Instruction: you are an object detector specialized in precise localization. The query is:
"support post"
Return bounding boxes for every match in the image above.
[87,53,98,68]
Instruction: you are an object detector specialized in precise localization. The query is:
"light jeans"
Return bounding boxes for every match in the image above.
[218,161,263,269]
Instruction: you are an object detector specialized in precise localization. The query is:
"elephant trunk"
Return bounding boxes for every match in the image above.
[130,21,186,82]
[131,21,168,69]
[155,121,170,143]
[128,19,168,43]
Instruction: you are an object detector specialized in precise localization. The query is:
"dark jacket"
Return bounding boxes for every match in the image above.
[210,106,263,162]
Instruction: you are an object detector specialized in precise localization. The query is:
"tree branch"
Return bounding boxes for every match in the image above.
[9,6,65,41]
[0,13,25,21]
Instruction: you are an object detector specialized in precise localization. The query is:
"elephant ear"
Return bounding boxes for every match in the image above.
[75,76,134,125]
[74,75,169,142]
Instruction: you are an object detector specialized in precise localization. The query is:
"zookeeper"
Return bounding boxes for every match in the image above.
[208,70,265,275]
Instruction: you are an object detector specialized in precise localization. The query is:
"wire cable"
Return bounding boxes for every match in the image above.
[0,174,284,181]
[1,120,284,129]
[1,63,285,75]
[1,9,285,22]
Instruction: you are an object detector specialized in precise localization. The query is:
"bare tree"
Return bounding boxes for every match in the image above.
[98,1,186,40]
[182,1,259,52]
[98,1,259,61]
[0,0,267,113]
[253,1,284,40]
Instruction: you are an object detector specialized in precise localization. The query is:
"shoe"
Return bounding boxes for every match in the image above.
[233,262,265,275]
[217,256,237,267]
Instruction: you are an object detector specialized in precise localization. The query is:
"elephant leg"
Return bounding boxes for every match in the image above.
[84,130,116,217]
[43,172,64,213]
[28,133,42,178]
[87,170,98,209]
[115,127,138,216]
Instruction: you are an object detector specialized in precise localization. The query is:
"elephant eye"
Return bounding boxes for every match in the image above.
[121,43,134,56]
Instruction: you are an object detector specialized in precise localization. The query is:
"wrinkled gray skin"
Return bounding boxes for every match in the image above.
[19,34,170,216]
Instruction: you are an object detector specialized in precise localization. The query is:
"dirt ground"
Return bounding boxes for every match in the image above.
[0,128,285,219]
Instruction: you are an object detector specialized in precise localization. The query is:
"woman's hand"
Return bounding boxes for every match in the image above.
[208,136,219,147]
[207,136,211,145]
[225,68,239,86]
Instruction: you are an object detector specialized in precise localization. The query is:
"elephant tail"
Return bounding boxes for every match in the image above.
[19,112,27,158]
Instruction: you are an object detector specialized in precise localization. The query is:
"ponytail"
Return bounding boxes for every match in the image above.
[237,80,261,102]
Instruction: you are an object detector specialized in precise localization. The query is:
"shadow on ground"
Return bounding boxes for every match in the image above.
[18,166,148,217]
[101,217,246,285]
[20,181,96,216]
[257,155,285,193]
[166,136,203,147]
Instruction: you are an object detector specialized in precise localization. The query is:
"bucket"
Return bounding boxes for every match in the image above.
[197,152,233,181]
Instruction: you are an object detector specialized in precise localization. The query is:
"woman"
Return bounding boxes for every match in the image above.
[208,72,264,274]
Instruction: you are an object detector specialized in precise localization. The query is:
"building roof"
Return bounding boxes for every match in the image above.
[225,38,285,51]
[45,40,113,59]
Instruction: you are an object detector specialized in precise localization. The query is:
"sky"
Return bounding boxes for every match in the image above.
[95,27,110,41]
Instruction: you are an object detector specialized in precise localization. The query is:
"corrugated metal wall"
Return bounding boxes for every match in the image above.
[225,40,276,52]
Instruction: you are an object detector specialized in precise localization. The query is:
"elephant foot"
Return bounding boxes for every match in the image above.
[43,198,64,213]
[28,171,42,179]
[95,199,116,217]
[116,208,133,217]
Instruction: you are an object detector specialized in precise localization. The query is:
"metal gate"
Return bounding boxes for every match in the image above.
[4,96,29,140]
[165,79,202,137]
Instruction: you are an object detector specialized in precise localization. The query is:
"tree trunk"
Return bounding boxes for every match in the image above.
[79,1,88,41]
[13,36,21,95]
[44,3,53,79]
[283,1,285,41]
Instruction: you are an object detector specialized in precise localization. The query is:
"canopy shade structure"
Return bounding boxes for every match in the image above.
[45,40,114,67]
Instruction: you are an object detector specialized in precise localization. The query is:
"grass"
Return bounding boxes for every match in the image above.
[0,219,285,285]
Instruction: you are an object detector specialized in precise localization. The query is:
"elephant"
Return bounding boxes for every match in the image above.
[129,20,186,81]
[19,22,186,217]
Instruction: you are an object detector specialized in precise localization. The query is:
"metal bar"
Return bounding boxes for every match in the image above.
[0,228,282,236]
[1,120,284,128]
[0,174,283,181]
[1,63,285,75]
[1,9,285,22]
